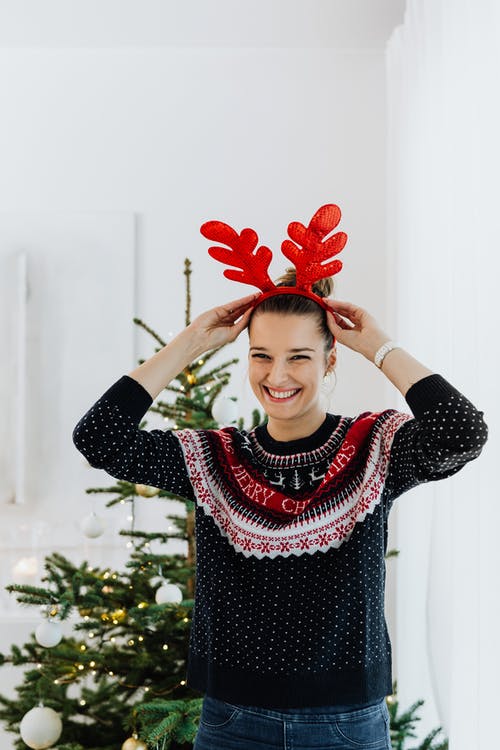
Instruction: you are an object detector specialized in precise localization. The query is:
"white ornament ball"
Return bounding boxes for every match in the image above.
[12,555,38,584]
[122,737,148,750]
[155,581,183,605]
[82,512,105,538]
[20,706,62,749]
[211,397,238,425]
[35,620,62,648]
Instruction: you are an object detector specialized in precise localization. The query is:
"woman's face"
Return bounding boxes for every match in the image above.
[248,312,335,439]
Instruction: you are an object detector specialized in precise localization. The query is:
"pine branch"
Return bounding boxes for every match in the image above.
[133,318,167,348]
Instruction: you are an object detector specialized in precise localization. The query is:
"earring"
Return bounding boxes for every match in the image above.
[323,371,333,384]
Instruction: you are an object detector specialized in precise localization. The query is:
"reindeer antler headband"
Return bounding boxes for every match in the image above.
[200,204,348,312]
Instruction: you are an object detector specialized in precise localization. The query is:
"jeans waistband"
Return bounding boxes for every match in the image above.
[221,696,385,716]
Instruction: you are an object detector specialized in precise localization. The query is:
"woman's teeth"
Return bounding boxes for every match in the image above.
[266,387,300,399]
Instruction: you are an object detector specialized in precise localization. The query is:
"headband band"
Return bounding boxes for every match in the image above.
[250,286,332,313]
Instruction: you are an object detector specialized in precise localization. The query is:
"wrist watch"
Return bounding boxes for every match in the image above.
[374,340,400,369]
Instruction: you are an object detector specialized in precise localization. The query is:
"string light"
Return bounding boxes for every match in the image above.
[80,645,86,652]
[162,644,168,651]
[88,632,95,639]
[138,636,144,642]
[89,661,96,668]
[77,664,85,671]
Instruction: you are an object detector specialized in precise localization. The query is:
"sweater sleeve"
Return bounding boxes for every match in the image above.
[72,375,195,500]
[384,373,488,504]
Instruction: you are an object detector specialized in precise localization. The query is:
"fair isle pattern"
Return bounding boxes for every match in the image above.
[175,409,412,559]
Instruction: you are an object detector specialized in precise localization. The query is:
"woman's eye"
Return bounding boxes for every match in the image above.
[250,353,309,361]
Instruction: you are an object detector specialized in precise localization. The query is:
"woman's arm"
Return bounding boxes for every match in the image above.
[325,299,488,500]
[325,299,433,396]
[128,292,258,399]
[383,372,488,504]
[73,292,258,489]
[73,375,195,496]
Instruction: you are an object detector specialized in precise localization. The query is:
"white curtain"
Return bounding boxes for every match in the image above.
[386,1,499,748]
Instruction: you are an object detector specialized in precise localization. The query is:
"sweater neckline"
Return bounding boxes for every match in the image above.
[252,413,341,457]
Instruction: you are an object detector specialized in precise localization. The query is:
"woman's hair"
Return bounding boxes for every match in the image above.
[249,268,335,352]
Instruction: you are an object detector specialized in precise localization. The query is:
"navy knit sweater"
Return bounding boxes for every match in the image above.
[72,373,487,708]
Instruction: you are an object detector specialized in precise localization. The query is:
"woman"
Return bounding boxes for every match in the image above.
[73,224,487,750]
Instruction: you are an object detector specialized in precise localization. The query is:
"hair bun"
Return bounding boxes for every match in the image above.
[312,277,333,298]
[275,267,333,298]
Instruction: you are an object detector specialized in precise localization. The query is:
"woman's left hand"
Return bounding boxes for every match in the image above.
[325,300,392,361]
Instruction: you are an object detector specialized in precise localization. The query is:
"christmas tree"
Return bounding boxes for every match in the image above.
[0,259,259,750]
[387,682,448,750]
[0,260,448,750]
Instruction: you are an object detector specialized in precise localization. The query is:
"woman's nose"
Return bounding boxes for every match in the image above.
[268,359,289,384]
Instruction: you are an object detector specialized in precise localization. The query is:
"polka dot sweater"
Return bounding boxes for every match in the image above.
[73,373,487,708]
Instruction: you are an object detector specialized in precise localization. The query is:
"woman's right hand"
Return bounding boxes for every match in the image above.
[187,292,260,352]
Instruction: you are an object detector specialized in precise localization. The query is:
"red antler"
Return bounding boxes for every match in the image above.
[200,220,275,292]
[281,204,347,290]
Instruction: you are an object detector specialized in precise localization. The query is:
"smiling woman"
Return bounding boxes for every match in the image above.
[247,284,336,441]
[73,205,488,750]
[245,267,338,440]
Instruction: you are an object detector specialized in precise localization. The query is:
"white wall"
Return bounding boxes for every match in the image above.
[387,1,499,748]
[0,45,394,463]
[0,2,405,746]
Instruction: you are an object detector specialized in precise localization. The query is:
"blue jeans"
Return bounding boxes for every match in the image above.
[193,695,392,749]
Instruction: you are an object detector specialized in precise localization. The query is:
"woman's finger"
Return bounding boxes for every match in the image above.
[327,300,364,320]
[335,316,355,330]
[222,292,260,313]
[327,310,354,330]
[327,299,358,310]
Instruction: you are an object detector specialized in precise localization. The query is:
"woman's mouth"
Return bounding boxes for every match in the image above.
[263,386,301,402]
